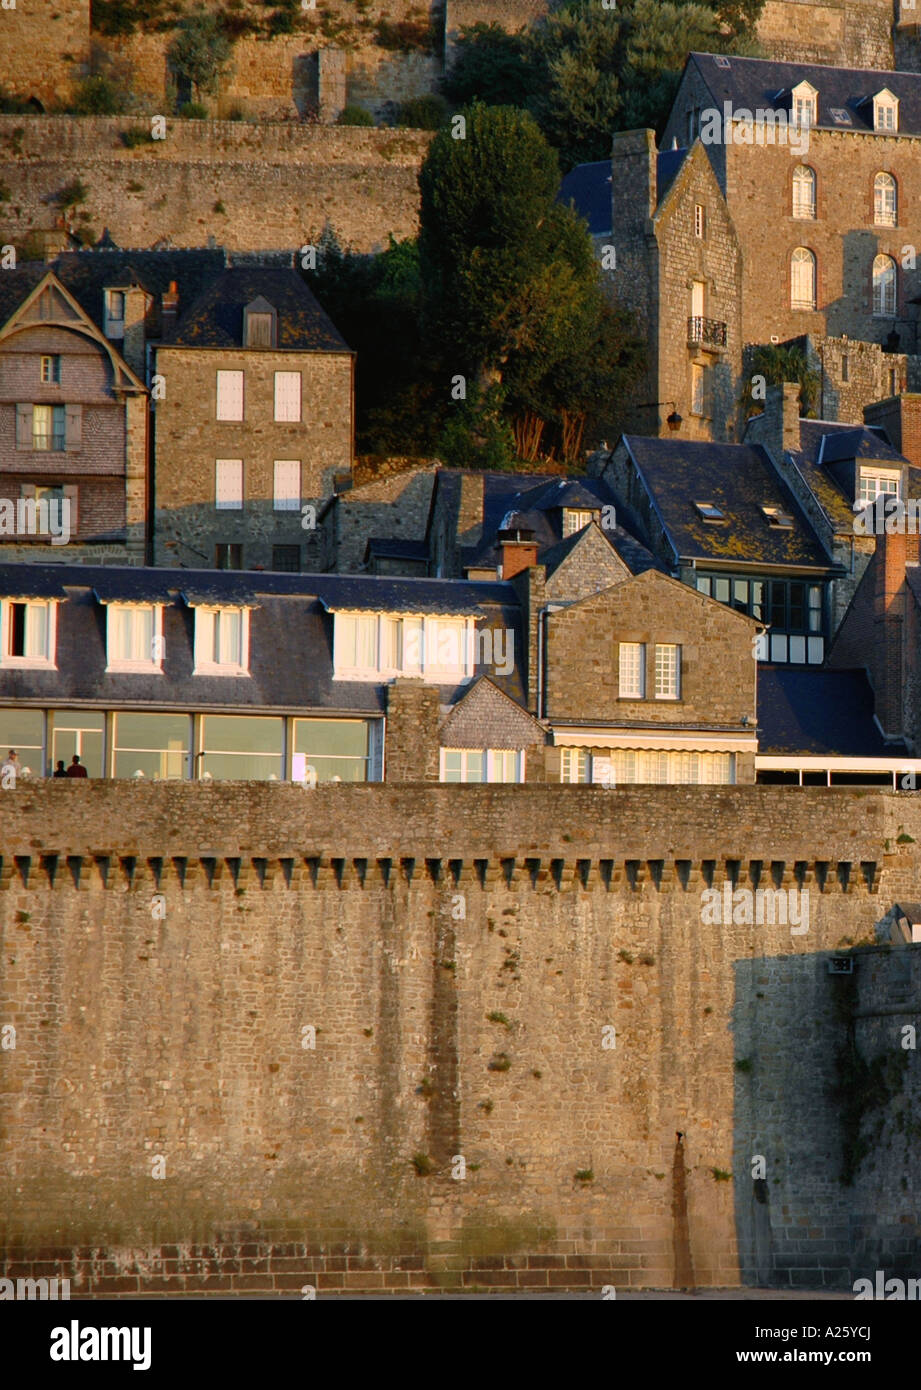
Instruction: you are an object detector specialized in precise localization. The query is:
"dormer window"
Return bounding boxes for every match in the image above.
[858,468,901,504]
[562,508,595,537]
[243,297,276,349]
[762,505,795,529]
[0,597,57,668]
[333,612,475,682]
[105,602,164,673]
[694,501,725,522]
[873,89,898,133]
[791,81,817,128]
[193,605,250,675]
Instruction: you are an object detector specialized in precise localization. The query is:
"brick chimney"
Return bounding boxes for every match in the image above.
[497,515,538,580]
[160,280,180,339]
[864,393,921,470]
[872,523,921,739]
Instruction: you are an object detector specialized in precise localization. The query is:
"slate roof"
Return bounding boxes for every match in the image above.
[818,427,904,465]
[364,538,430,562]
[558,161,612,235]
[0,564,526,712]
[0,263,50,329]
[689,52,921,136]
[170,267,350,352]
[757,665,907,756]
[656,147,688,201]
[622,436,834,569]
[790,420,917,534]
[51,249,226,335]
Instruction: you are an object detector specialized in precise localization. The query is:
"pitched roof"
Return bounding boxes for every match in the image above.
[791,420,917,534]
[557,160,612,235]
[50,248,226,335]
[622,436,833,569]
[0,563,525,712]
[439,676,544,750]
[170,267,350,352]
[689,52,921,136]
[757,665,907,756]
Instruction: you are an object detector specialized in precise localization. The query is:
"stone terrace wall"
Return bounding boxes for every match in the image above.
[0,118,431,255]
[0,783,919,1295]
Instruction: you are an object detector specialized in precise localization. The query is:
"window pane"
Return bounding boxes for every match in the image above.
[0,707,43,769]
[654,644,679,698]
[443,750,462,782]
[750,581,764,621]
[789,581,805,631]
[619,642,644,698]
[113,713,189,780]
[381,616,401,670]
[51,711,104,778]
[714,577,730,604]
[732,579,749,612]
[696,576,711,596]
[294,718,370,782]
[770,582,786,629]
[200,715,283,780]
[464,750,484,782]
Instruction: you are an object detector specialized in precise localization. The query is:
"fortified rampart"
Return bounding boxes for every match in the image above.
[0,117,430,256]
[0,783,919,1295]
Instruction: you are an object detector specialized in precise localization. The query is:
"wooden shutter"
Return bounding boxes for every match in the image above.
[274,372,301,422]
[216,371,244,421]
[16,404,32,449]
[273,460,300,511]
[65,403,82,450]
[215,459,243,510]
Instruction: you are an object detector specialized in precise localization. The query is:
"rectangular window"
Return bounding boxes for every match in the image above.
[335,613,378,672]
[40,355,61,384]
[215,543,243,570]
[1,599,55,666]
[619,641,645,698]
[560,748,589,783]
[859,469,902,503]
[215,458,243,510]
[106,603,161,670]
[105,290,125,338]
[489,749,522,783]
[426,618,467,677]
[654,644,680,699]
[0,707,44,775]
[112,712,190,781]
[199,714,283,781]
[32,403,66,451]
[245,313,274,348]
[293,718,373,784]
[841,353,849,382]
[562,508,594,537]
[694,204,705,239]
[273,459,301,512]
[442,749,484,783]
[691,363,705,416]
[380,615,402,672]
[216,370,244,421]
[272,544,300,572]
[194,607,247,674]
[274,371,302,422]
[50,709,105,779]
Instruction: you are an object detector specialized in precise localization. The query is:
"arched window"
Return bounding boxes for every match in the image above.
[872,253,897,316]
[791,248,816,311]
[874,172,897,227]
[792,165,816,219]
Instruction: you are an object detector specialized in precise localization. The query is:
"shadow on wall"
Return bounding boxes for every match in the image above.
[732,940,921,1290]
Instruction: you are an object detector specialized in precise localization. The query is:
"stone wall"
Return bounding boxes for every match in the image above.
[0,117,431,256]
[756,0,895,69]
[1,781,918,1294]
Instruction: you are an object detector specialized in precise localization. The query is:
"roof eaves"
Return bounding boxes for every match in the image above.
[622,438,682,571]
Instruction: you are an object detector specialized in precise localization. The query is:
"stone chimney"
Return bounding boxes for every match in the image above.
[746,382,801,458]
[160,280,180,340]
[497,515,538,580]
[864,393,921,470]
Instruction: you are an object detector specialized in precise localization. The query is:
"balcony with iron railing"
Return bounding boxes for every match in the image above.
[687,316,728,348]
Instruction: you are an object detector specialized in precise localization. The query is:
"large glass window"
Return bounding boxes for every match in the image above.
[107,604,161,670]
[792,165,816,219]
[199,714,283,780]
[1,599,55,666]
[32,403,66,451]
[611,748,734,785]
[441,748,522,783]
[193,607,248,674]
[872,253,897,316]
[112,713,190,780]
[696,572,824,664]
[333,613,473,681]
[791,247,816,310]
[292,718,372,783]
[0,707,43,776]
[873,172,897,227]
[51,710,104,778]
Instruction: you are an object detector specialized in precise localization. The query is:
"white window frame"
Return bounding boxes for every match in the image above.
[192,605,250,676]
[333,613,475,682]
[654,644,681,700]
[858,468,902,503]
[274,371,302,422]
[619,642,645,699]
[694,204,705,239]
[105,602,165,674]
[792,165,816,220]
[873,90,898,133]
[40,354,61,385]
[791,82,817,128]
[216,370,244,422]
[273,459,301,512]
[874,172,897,227]
[440,748,523,783]
[0,597,58,669]
[560,747,590,783]
[562,508,594,537]
[872,253,897,317]
[791,247,816,311]
[215,458,243,511]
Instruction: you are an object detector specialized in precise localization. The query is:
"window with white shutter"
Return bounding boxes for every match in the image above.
[273,459,301,511]
[274,371,302,422]
[216,370,244,421]
[215,459,243,510]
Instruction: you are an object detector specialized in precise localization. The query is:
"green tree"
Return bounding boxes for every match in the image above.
[442,22,533,108]
[167,6,233,103]
[419,105,644,462]
[740,344,820,419]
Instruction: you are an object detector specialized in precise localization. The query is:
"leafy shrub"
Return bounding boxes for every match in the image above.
[71,74,127,115]
[179,101,209,120]
[336,105,374,128]
[396,94,448,130]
